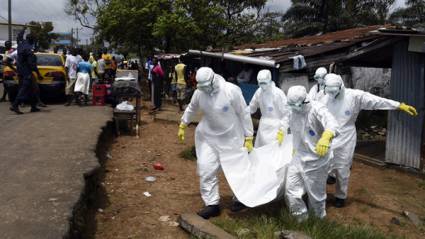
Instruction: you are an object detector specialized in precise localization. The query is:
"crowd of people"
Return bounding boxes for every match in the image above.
[1,27,120,113]
[63,47,117,107]
[177,66,418,221]
[144,56,198,113]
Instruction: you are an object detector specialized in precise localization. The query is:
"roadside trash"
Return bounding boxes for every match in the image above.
[98,208,104,213]
[390,217,401,225]
[145,176,156,182]
[106,153,112,159]
[403,211,423,227]
[236,228,251,237]
[143,192,152,197]
[48,198,58,202]
[168,221,179,227]
[274,230,311,239]
[159,215,171,222]
[153,162,164,170]
[116,101,134,111]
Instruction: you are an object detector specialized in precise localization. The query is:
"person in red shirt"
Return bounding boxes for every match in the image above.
[151,58,164,111]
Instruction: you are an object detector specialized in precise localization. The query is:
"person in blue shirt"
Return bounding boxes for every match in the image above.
[74,53,92,106]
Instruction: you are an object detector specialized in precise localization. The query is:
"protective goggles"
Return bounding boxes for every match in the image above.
[324,85,341,94]
[258,79,271,86]
[314,75,323,81]
[287,97,309,107]
[197,79,214,93]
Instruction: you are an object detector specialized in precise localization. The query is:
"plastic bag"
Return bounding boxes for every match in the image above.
[116,101,134,111]
[219,135,293,207]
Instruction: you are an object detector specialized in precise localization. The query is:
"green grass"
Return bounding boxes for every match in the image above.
[418,179,425,191]
[212,209,402,239]
[179,145,197,161]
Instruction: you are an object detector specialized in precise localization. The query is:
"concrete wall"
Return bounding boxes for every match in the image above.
[0,25,25,41]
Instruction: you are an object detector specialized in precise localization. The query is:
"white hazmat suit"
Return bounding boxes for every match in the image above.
[308,67,327,101]
[285,86,338,220]
[180,68,254,207]
[321,73,415,202]
[249,70,290,147]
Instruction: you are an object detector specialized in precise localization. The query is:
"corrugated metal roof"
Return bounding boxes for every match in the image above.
[236,25,384,49]
[225,26,398,68]
[242,35,385,69]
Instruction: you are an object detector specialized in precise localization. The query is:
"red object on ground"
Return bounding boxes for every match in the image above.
[153,162,164,170]
[92,84,107,106]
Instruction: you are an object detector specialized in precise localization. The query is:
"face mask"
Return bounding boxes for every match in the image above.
[258,79,272,91]
[325,86,340,98]
[314,75,324,85]
[197,80,214,94]
[288,101,304,112]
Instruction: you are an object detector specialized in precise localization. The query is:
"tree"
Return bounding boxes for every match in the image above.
[390,0,425,28]
[255,12,285,42]
[283,0,395,37]
[68,0,282,54]
[28,21,58,50]
[65,0,106,29]
[152,0,268,51]
[96,0,171,56]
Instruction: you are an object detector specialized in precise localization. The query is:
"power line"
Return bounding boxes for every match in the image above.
[0,14,8,22]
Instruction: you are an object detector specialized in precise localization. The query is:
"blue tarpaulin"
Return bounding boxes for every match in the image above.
[239,83,258,104]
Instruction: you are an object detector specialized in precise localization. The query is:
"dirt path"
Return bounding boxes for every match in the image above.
[95,107,425,239]
[94,111,234,239]
[326,162,425,239]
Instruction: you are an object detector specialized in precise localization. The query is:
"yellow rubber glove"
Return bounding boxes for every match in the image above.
[276,129,284,145]
[315,130,334,157]
[177,123,187,142]
[399,103,418,116]
[244,136,254,153]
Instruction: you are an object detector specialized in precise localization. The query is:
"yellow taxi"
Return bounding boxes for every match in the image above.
[3,52,67,101]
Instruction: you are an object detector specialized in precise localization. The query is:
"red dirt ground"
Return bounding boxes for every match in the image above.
[95,110,425,239]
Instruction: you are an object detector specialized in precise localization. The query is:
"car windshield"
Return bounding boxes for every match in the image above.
[36,54,63,66]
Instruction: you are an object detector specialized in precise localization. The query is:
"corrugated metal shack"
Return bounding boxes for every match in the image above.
[187,26,425,172]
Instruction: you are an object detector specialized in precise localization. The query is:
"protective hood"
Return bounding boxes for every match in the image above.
[287,85,309,113]
[324,73,345,100]
[257,69,273,91]
[314,67,327,85]
[196,67,216,94]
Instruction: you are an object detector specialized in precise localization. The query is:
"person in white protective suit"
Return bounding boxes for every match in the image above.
[249,69,290,147]
[308,67,328,101]
[177,67,254,219]
[322,73,418,208]
[285,85,339,221]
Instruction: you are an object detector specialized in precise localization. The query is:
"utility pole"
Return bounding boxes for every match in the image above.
[71,28,74,47]
[8,0,12,41]
[76,28,79,46]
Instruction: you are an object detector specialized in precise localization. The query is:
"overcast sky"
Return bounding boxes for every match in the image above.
[0,0,408,43]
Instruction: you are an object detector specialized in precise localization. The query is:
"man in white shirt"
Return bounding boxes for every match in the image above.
[64,48,79,106]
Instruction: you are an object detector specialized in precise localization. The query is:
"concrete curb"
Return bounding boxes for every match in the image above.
[178,214,236,239]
